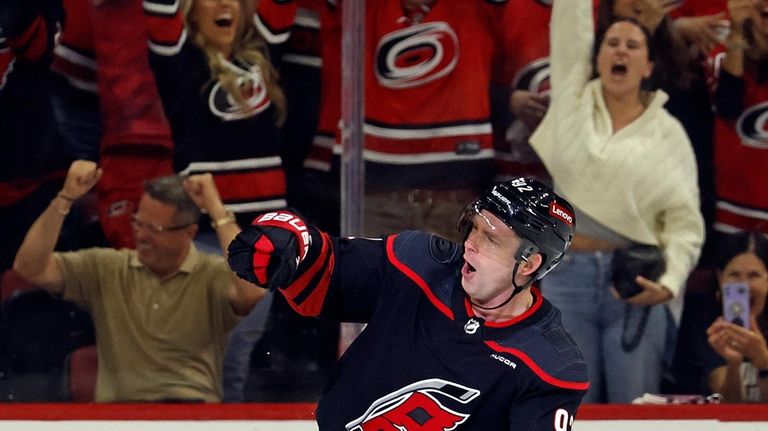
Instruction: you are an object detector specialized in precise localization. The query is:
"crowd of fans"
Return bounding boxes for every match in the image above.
[1,0,766,405]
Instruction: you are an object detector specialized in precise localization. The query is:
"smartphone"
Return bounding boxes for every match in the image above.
[722,282,750,328]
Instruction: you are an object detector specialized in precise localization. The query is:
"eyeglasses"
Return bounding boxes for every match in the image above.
[131,215,194,234]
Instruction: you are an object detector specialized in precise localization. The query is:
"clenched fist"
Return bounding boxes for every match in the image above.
[228,210,312,291]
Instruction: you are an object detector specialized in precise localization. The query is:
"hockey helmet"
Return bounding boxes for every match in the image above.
[458,178,575,280]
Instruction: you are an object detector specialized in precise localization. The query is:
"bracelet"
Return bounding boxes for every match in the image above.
[57,192,78,202]
[53,197,71,216]
[211,211,236,229]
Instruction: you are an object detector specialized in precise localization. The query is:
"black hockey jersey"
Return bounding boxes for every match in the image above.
[281,229,589,430]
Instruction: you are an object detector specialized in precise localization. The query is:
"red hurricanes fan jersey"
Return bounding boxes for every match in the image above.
[708,49,768,234]
[305,0,510,189]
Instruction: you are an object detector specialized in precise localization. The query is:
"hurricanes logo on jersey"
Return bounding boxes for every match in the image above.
[512,57,550,95]
[346,378,480,431]
[208,64,271,121]
[374,22,459,89]
[736,101,768,149]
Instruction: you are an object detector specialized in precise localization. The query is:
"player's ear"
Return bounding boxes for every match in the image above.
[519,253,543,277]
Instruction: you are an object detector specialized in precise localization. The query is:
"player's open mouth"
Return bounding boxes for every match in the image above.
[611,63,627,76]
[466,262,476,273]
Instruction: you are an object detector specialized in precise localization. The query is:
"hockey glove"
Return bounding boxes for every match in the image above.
[228,210,312,291]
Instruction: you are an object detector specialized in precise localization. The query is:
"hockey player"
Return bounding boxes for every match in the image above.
[228,177,589,430]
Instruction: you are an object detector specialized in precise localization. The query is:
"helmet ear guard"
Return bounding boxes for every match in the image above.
[514,241,538,263]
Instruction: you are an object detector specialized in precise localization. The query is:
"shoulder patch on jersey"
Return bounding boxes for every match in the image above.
[389,231,462,319]
[543,326,576,354]
[429,234,460,264]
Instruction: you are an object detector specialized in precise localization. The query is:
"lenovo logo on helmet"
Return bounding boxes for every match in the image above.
[549,202,573,226]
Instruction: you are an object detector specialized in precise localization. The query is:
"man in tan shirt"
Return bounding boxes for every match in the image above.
[13,160,264,402]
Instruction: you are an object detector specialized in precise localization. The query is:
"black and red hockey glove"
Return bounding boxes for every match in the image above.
[227,210,312,291]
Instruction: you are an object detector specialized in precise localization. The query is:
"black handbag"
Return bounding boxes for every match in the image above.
[611,245,666,299]
[611,245,666,352]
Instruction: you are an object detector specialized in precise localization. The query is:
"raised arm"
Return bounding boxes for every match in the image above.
[143,0,187,58]
[228,209,389,322]
[253,0,298,45]
[13,160,102,293]
[712,0,756,118]
[183,173,265,315]
[721,0,757,78]
[183,174,237,255]
[0,0,58,62]
[548,0,595,98]
[142,0,199,101]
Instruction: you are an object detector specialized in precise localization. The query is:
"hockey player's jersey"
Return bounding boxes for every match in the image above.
[143,0,287,216]
[281,229,589,430]
[304,0,510,189]
[708,49,768,234]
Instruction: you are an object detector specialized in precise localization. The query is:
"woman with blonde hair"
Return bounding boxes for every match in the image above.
[143,0,287,233]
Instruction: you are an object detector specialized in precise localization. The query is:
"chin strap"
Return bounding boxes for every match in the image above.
[468,262,535,311]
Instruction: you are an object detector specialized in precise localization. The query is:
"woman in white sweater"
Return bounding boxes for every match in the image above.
[530,0,704,403]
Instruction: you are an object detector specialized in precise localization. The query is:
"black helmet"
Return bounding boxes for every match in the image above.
[458,177,575,280]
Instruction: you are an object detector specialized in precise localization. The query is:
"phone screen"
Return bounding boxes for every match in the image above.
[722,282,750,328]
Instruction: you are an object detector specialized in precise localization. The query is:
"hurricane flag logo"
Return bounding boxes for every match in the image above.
[736,101,768,149]
[512,58,550,95]
[346,378,480,431]
[374,22,459,89]
[209,66,271,121]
